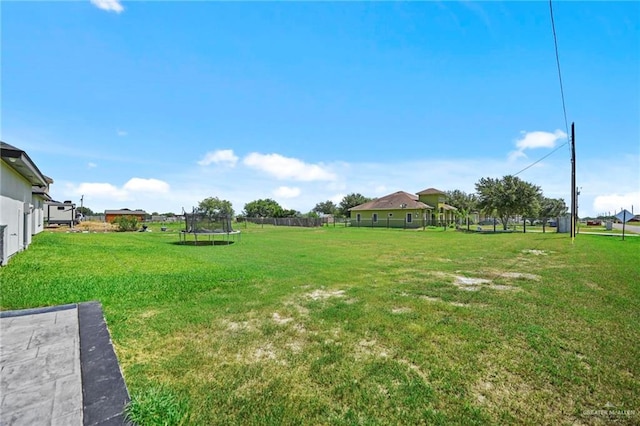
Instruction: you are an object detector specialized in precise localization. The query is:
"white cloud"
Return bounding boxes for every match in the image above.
[87,162,97,169]
[123,178,170,193]
[67,182,130,201]
[593,192,640,216]
[517,130,567,150]
[273,186,301,199]
[198,149,239,167]
[91,0,124,13]
[243,152,337,181]
[509,129,567,161]
[64,178,170,208]
[117,130,128,137]
[507,150,527,162]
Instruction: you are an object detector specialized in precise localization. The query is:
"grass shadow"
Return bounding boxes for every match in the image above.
[170,240,235,246]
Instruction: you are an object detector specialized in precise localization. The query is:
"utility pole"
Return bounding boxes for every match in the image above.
[570,122,576,242]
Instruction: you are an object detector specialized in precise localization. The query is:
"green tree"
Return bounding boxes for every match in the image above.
[111,216,139,232]
[243,199,284,218]
[77,206,94,216]
[445,190,478,228]
[475,175,542,230]
[313,200,338,216]
[197,197,235,218]
[305,211,320,219]
[539,197,568,233]
[338,193,372,217]
[281,209,301,218]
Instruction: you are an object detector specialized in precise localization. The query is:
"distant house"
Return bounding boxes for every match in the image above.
[105,209,148,223]
[348,187,459,228]
[348,191,434,228]
[1,142,51,265]
[415,188,458,226]
[45,200,77,226]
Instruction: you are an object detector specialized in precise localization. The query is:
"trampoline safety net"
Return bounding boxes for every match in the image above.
[184,209,234,233]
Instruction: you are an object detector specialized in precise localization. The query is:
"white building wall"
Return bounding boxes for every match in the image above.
[0,161,33,264]
[32,196,45,235]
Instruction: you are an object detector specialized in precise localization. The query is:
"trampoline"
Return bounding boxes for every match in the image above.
[179,208,241,245]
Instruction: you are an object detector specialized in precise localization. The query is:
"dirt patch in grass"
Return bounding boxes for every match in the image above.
[306,289,346,300]
[250,343,279,363]
[391,307,412,314]
[355,339,390,360]
[521,249,552,256]
[471,366,575,425]
[396,358,431,383]
[285,340,305,354]
[430,270,541,292]
[222,319,256,333]
[140,309,160,319]
[272,312,293,325]
[584,281,603,291]
[455,276,492,287]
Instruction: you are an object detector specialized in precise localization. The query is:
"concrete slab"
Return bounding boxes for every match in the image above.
[1,304,82,425]
[0,302,131,425]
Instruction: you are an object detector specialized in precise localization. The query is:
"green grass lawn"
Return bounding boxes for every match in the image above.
[1,225,639,425]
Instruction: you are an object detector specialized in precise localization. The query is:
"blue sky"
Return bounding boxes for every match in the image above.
[2,1,638,217]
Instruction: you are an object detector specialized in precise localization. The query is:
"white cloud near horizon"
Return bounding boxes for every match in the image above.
[273,186,301,199]
[593,191,640,216]
[197,149,239,167]
[243,152,337,181]
[508,129,567,162]
[123,178,170,193]
[65,178,170,206]
[67,182,130,202]
[91,0,124,13]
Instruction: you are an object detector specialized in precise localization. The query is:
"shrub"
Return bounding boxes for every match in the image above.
[111,216,139,232]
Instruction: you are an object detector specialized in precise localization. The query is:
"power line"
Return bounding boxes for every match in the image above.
[513,141,569,176]
[549,0,570,138]
[512,1,571,178]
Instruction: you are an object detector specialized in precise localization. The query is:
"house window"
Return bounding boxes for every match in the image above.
[372,213,378,223]
[406,213,412,223]
[356,213,361,222]
[57,206,65,210]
